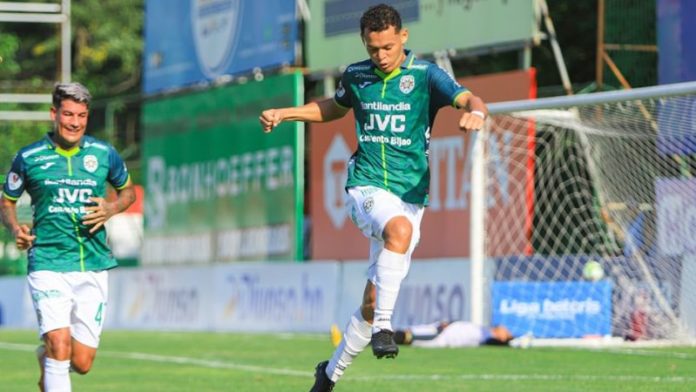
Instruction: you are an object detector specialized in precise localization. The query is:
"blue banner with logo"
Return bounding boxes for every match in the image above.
[144,0,297,94]
[492,281,613,338]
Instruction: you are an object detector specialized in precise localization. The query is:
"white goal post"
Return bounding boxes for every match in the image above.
[473,81,696,341]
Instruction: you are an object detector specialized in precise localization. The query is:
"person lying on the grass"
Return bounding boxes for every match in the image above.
[393,321,514,348]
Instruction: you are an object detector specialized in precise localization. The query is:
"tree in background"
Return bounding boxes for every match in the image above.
[0,0,143,173]
[0,0,143,96]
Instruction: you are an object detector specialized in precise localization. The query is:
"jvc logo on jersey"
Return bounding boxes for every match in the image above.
[364,113,406,132]
[55,188,93,204]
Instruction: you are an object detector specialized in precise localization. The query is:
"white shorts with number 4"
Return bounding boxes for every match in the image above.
[346,186,425,281]
[27,270,109,348]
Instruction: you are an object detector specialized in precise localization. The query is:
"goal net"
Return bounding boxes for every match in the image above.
[483,82,696,342]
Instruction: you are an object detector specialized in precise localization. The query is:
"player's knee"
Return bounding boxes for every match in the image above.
[383,217,412,253]
[44,333,72,360]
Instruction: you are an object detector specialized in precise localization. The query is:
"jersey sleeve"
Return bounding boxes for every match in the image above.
[333,71,353,109]
[107,146,130,189]
[2,153,27,200]
[427,64,469,109]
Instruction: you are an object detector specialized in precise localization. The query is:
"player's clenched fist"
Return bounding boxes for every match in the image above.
[458,110,486,132]
[259,109,283,133]
[13,224,35,250]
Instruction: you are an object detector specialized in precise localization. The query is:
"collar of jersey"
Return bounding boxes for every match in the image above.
[373,49,416,80]
[45,132,83,157]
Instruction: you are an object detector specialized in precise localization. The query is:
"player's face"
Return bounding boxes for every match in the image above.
[50,99,88,149]
[492,326,513,343]
[362,25,408,74]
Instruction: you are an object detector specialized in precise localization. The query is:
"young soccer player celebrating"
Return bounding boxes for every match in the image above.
[259,4,487,391]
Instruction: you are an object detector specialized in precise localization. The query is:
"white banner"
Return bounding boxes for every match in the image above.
[211,263,339,332]
[2,259,476,333]
[334,259,473,329]
[111,266,213,330]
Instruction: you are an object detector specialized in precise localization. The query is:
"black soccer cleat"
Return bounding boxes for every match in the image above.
[309,360,335,392]
[371,329,399,359]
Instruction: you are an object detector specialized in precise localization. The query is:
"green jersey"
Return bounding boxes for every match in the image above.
[334,50,469,205]
[2,133,130,272]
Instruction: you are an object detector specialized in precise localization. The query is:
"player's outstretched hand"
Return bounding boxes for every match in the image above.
[259,109,283,133]
[458,111,485,132]
[13,224,35,250]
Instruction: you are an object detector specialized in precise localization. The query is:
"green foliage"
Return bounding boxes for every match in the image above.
[0,1,143,173]
[70,0,144,96]
[0,33,21,76]
[0,0,143,96]
[0,120,48,174]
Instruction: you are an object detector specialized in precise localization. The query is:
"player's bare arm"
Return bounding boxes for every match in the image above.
[456,92,488,132]
[82,179,136,233]
[259,98,350,133]
[0,197,36,250]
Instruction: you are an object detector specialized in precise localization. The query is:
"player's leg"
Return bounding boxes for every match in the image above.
[43,327,73,391]
[344,186,412,340]
[310,239,382,390]
[323,280,375,382]
[28,271,73,392]
[370,194,423,358]
[69,339,97,375]
[411,321,482,348]
[395,321,446,346]
[68,270,108,374]
[372,215,411,333]
[36,344,46,391]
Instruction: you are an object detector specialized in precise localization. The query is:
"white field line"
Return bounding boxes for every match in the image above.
[1,341,695,384]
[584,347,696,360]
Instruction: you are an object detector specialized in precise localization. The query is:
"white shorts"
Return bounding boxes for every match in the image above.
[346,186,425,282]
[27,270,109,348]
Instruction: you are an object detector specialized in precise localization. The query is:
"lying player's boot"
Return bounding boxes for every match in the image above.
[393,329,413,345]
[371,329,399,359]
[309,360,334,392]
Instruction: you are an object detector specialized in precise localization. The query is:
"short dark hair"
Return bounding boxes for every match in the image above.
[52,82,91,109]
[360,3,402,37]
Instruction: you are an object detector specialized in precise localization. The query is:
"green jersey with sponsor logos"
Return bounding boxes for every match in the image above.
[2,133,130,272]
[334,50,469,205]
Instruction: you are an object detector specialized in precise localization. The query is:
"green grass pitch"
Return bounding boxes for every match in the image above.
[1,329,695,391]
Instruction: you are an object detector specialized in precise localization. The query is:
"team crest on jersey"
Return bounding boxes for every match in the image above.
[83,155,98,173]
[399,75,415,94]
[363,196,374,213]
[7,172,22,191]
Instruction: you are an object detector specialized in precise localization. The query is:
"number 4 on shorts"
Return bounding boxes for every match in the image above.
[94,302,104,325]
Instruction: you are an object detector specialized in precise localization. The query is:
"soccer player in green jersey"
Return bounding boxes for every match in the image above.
[259,4,487,390]
[1,82,135,392]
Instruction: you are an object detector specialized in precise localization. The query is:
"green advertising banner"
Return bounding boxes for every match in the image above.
[141,72,304,263]
[307,0,537,71]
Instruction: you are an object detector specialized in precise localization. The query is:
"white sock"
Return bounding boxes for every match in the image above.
[373,248,407,333]
[44,358,71,392]
[326,308,371,383]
